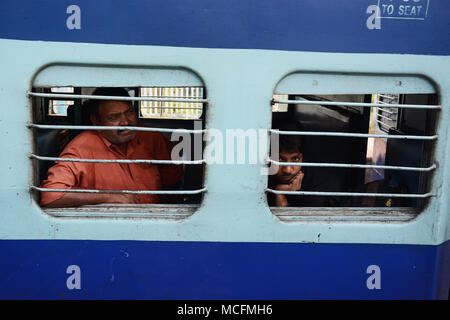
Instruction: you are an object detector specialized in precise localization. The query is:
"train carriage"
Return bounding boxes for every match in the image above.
[0,0,448,299]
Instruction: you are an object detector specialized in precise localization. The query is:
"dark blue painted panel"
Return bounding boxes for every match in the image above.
[0,240,448,299]
[0,0,449,55]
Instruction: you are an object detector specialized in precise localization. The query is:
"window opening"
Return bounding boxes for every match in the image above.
[29,85,207,218]
[48,87,74,116]
[139,87,204,120]
[268,91,439,217]
[374,94,400,133]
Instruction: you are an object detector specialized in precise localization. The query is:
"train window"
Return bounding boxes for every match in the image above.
[29,65,207,219]
[48,87,74,116]
[374,94,400,133]
[140,87,204,120]
[268,73,440,222]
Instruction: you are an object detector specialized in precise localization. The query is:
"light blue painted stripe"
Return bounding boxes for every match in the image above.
[1,38,449,246]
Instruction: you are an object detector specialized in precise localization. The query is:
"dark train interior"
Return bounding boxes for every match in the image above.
[31,86,206,205]
[271,93,438,208]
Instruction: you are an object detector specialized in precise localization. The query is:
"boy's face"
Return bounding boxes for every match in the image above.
[274,150,303,184]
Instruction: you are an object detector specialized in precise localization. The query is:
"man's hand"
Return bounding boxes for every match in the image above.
[275,171,304,192]
[106,194,141,204]
[274,171,304,207]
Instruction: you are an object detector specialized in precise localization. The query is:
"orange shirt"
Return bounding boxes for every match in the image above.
[40,130,183,206]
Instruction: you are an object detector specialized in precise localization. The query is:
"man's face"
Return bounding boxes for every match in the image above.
[91,100,138,146]
[274,150,303,184]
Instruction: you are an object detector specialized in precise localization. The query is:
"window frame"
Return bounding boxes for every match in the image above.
[29,64,208,219]
[268,72,440,222]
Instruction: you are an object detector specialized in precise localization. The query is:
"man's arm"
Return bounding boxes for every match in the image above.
[274,171,304,207]
[43,192,140,207]
[40,137,142,206]
[274,194,290,207]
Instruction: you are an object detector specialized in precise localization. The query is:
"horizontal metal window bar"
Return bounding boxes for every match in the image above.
[269,129,438,140]
[272,99,441,110]
[28,123,206,134]
[27,91,208,104]
[30,186,207,195]
[267,159,436,172]
[265,188,434,198]
[30,154,206,165]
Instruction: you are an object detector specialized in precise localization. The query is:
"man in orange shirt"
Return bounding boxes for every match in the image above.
[40,87,183,207]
